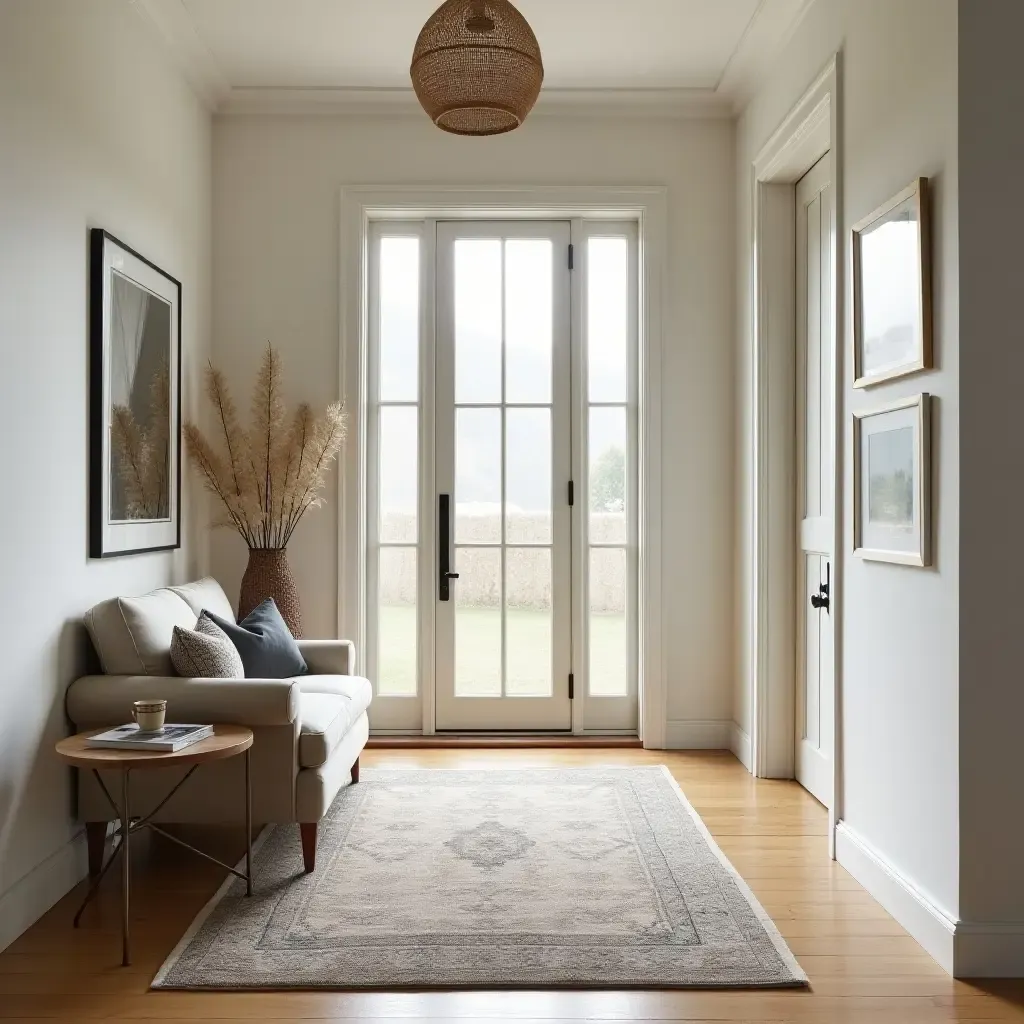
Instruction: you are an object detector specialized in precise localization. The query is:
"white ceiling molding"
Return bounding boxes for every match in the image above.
[128,0,229,109]
[715,0,818,112]
[127,0,811,119]
[218,86,732,120]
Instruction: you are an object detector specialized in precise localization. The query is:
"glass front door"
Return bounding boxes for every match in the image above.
[434,222,572,730]
[367,219,638,734]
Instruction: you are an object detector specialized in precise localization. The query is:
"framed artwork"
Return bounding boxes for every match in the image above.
[89,229,181,557]
[853,393,931,567]
[852,177,932,388]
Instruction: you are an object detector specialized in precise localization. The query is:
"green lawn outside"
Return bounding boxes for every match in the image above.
[377,605,628,698]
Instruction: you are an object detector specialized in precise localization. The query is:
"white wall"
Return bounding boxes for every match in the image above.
[957,0,1024,974]
[0,0,211,951]
[211,112,736,738]
[735,0,961,966]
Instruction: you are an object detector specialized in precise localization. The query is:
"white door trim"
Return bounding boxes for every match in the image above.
[747,57,843,847]
[339,186,668,748]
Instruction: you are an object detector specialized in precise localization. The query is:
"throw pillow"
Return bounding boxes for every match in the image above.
[205,599,308,679]
[170,612,245,678]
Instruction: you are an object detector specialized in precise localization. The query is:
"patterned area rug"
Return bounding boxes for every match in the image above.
[153,767,806,989]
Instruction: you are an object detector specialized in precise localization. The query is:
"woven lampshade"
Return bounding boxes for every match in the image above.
[411,0,544,136]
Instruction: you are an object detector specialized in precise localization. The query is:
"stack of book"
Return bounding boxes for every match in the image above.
[85,724,213,752]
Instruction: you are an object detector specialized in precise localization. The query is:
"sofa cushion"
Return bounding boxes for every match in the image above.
[207,599,307,679]
[170,613,245,679]
[85,588,195,676]
[169,578,235,623]
[298,677,373,768]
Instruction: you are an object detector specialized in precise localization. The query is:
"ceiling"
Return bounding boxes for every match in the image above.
[133,0,814,115]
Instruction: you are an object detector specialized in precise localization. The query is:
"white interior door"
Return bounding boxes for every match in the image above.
[795,154,835,807]
[434,222,572,730]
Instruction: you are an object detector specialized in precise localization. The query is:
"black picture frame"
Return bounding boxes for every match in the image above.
[89,228,182,557]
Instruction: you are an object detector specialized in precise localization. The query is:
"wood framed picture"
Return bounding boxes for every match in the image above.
[89,229,181,557]
[852,177,932,388]
[853,393,931,567]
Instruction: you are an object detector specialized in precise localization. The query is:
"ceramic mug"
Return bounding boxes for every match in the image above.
[132,699,167,732]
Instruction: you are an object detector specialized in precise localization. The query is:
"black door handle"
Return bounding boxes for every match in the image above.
[810,562,830,613]
[439,494,458,601]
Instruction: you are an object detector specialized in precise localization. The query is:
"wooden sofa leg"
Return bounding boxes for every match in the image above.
[86,823,106,878]
[350,756,360,784]
[299,823,317,873]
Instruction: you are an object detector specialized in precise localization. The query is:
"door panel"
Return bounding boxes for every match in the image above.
[796,154,835,807]
[435,222,572,731]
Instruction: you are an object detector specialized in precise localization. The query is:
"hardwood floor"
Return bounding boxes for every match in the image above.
[1,748,1022,1022]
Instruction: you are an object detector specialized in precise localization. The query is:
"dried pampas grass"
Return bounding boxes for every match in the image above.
[185,344,346,548]
[111,363,171,519]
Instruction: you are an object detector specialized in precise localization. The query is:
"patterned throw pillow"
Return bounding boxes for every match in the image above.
[170,612,245,678]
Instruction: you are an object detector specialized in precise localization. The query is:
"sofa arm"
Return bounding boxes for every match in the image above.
[66,675,301,729]
[297,639,355,676]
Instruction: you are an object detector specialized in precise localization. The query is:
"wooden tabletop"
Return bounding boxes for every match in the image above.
[55,724,253,770]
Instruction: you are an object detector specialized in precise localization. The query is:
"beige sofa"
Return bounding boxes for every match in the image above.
[65,578,370,873]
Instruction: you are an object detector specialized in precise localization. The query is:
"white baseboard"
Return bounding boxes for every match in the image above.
[664,719,732,749]
[729,722,752,770]
[0,830,87,954]
[835,821,956,973]
[955,921,1024,978]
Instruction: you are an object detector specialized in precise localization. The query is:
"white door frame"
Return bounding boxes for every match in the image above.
[339,186,668,747]
[748,57,843,847]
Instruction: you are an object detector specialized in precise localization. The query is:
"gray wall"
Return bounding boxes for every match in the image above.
[0,0,212,951]
[735,0,961,959]
[958,0,1024,958]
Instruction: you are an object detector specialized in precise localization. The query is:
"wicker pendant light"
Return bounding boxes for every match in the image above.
[411,0,544,136]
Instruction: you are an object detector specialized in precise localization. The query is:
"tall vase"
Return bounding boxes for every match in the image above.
[238,548,304,638]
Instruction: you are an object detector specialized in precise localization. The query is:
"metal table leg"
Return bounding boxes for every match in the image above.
[75,753,253,965]
[245,748,252,896]
[120,768,131,967]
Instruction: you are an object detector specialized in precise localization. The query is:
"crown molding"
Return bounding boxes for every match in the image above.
[716,0,819,113]
[217,86,732,119]
[128,0,229,109]
[128,0,809,120]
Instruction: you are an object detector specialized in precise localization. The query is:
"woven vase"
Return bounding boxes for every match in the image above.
[238,548,303,638]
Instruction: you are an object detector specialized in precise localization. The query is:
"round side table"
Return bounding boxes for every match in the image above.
[56,724,254,966]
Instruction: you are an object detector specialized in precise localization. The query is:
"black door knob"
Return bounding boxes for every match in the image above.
[810,562,831,612]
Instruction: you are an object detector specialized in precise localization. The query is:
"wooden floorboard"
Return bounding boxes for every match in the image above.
[0,748,1021,1022]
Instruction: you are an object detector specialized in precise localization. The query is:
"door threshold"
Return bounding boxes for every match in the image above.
[367,734,642,749]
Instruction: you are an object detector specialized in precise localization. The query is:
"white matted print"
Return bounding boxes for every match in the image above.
[853,394,931,567]
[852,178,932,388]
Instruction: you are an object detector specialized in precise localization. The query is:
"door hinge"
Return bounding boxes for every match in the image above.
[569,673,575,700]
[568,243,575,270]
[568,480,575,506]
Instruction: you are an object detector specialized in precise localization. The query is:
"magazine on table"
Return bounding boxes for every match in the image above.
[85,724,214,752]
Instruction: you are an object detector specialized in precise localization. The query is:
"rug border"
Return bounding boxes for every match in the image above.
[150,825,273,989]
[654,764,808,985]
[151,766,808,990]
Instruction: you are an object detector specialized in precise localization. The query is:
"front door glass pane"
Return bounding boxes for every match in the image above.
[589,547,627,696]
[587,237,629,402]
[588,406,627,544]
[505,239,553,403]
[379,238,419,402]
[506,546,552,696]
[456,407,501,543]
[455,547,502,697]
[378,547,417,696]
[506,407,551,544]
[379,406,417,544]
[455,239,502,404]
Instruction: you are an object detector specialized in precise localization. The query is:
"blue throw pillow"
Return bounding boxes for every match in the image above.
[205,599,308,679]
